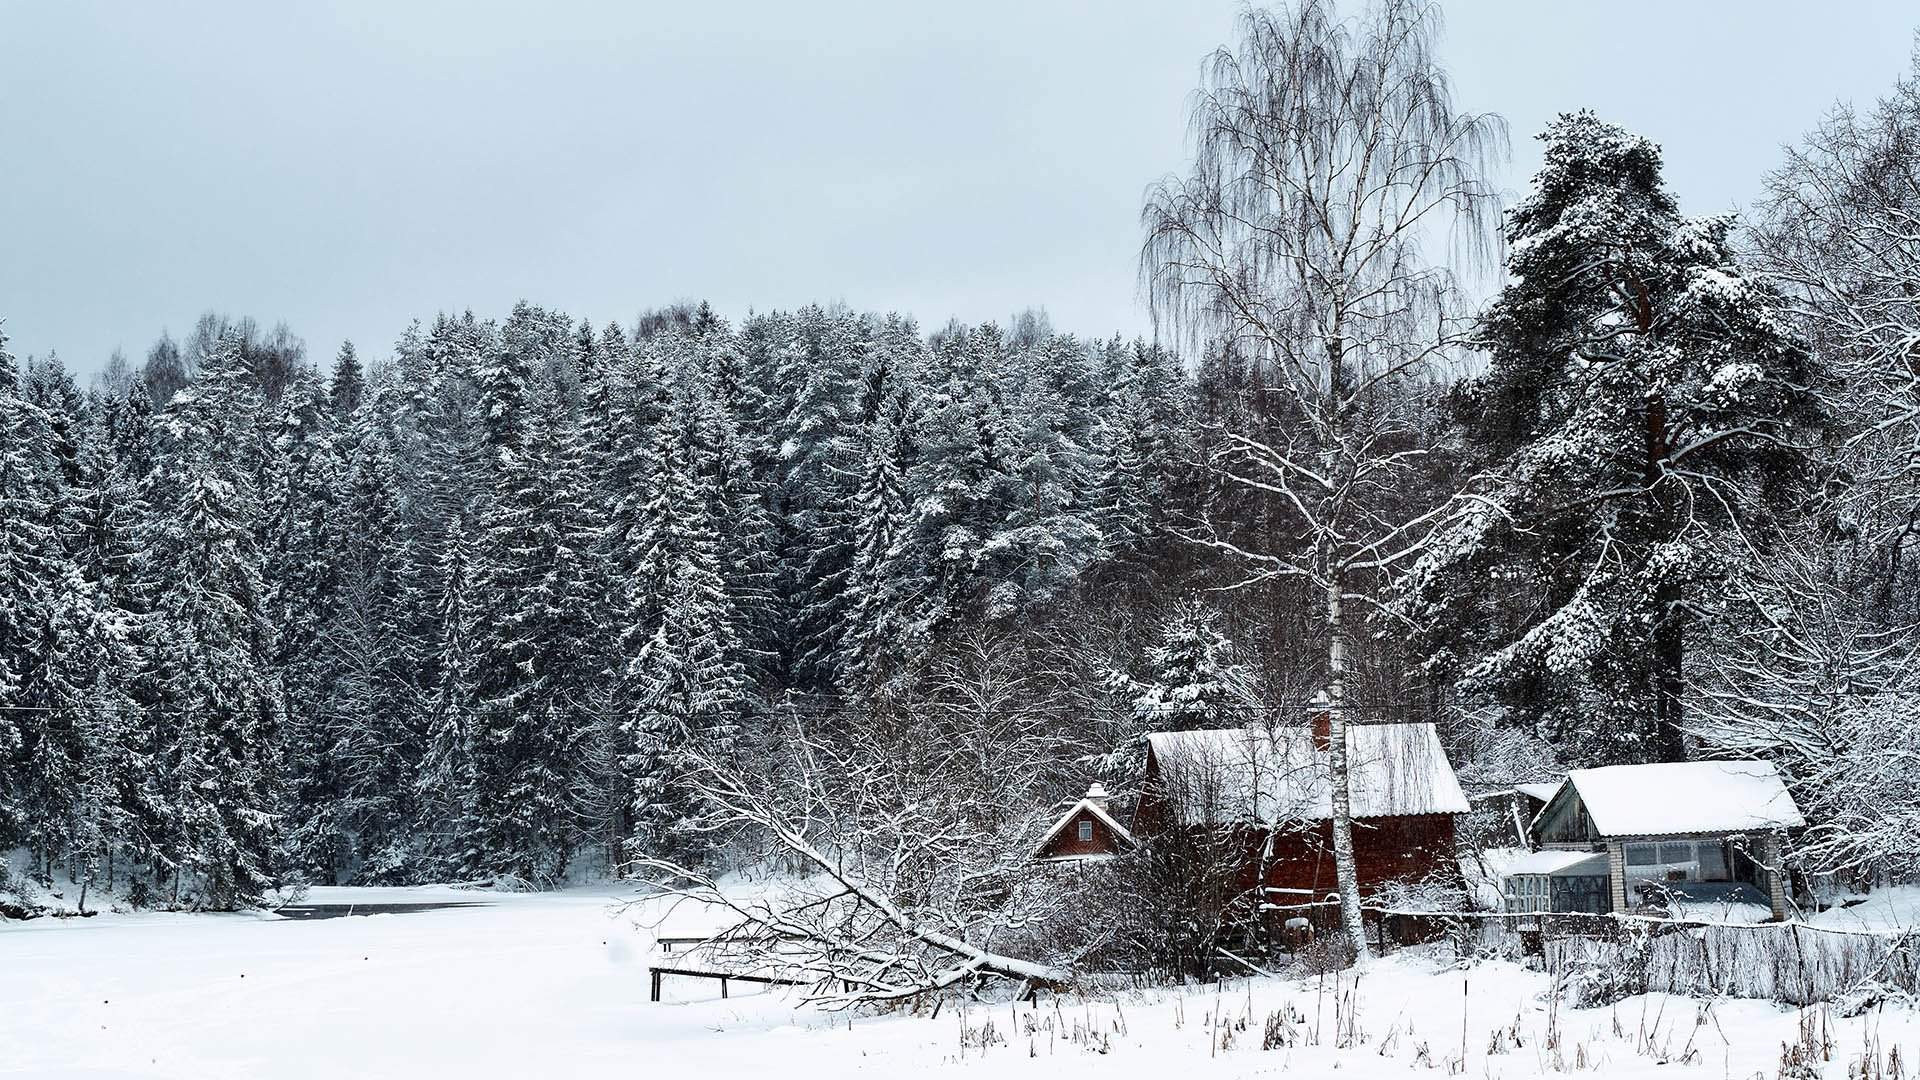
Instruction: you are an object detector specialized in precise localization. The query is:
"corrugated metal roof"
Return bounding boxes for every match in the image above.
[1557,761,1805,837]
[1506,850,1607,876]
[1144,723,1469,825]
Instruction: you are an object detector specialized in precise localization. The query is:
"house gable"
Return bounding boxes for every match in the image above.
[1034,786,1136,862]
[1532,783,1599,847]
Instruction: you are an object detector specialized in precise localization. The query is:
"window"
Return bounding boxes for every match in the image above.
[1077,820,1094,842]
[1624,839,1732,884]
[1696,842,1728,880]
[1505,875,1550,914]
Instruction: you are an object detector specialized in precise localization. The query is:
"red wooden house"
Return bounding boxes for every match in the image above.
[1135,716,1469,906]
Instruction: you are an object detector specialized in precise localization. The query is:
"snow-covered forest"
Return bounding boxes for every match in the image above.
[8,0,1920,1032]
[0,300,1207,902]
[6,0,1920,914]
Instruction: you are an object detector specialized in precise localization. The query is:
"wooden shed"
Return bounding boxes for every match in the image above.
[1523,760,1805,920]
[1034,783,1136,863]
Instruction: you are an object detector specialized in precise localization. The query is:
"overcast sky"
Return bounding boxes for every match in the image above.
[2,1,1917,374]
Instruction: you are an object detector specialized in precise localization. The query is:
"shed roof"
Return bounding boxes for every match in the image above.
[1514,782,1563,804]
[1553,761,1804,838]
[1506,850,1608,876]
[1144,723,1468,826]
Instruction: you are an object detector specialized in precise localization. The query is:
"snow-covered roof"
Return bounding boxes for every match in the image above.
[1554,761,1804,838]
[1033,789,1136,857]
[1144,723,1469,826]
[1505,850,1607,876]
[1514,782,1563,804]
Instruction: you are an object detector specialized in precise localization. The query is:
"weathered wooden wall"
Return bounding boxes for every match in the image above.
[1253,814,1459,898]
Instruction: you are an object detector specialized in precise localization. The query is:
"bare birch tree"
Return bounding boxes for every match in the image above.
[1140,0,1503,959]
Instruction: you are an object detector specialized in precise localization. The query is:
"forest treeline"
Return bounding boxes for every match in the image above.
[6,2,1920,910]
[0,303,1228,902]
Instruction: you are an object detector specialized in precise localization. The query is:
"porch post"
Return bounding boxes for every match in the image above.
[1761,832,1788,922]
[1606,840,1627,913]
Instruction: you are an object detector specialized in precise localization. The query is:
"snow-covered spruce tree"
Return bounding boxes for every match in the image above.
[1084,337,1199,591]
[982,334,1104,616]
[684,324,778,685]
[770,307,870,689]
[385,312,492,877]
[898,323,1024,645]
[23,355,89,561]
[415,505,480,875]
[140,331,284,908]
[1127,599,1251,730]
[619,362,752,870]
[577,322,663,874]
[828,315,930,695]
[462,303,587,885]
[836,408,913,697]
[1093,599,1253,790]
[0,335,59,861]
[91,380,169,882]
[264,368,348,881]
[19,565,143,899]
[317,400,420,882]
[1402,112,1820,765]
[1140,0,1503,960]
[327,340,365,421]
[1089,376,1156,568]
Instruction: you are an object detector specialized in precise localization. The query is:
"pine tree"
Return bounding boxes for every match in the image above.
[1404,112,1820,764]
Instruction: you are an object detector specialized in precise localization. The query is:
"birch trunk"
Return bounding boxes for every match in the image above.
[1325,568,1371,960]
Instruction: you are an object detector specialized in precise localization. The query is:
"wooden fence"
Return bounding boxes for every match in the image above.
[1385,908,1920,1007]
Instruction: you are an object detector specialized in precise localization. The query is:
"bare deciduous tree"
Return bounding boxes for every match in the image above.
[1754,54,1920,596]
[634,634,1091,1005]
[1140,0,1503,959]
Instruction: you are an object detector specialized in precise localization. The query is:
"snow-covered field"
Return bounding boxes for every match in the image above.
[5,885,1918,1079]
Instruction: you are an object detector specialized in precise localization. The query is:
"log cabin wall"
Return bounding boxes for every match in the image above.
[1036,806,1126,860]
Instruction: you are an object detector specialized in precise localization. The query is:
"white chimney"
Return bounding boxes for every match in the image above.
[1085,782,1110,812]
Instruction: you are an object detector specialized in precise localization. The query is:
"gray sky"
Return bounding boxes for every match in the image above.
[2,1,1916,374]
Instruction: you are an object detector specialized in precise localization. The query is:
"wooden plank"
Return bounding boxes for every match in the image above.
[645,964,807,1002]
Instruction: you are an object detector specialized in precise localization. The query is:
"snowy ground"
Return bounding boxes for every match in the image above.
[4,885,1918,1080]
[1808,885,1920,933]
